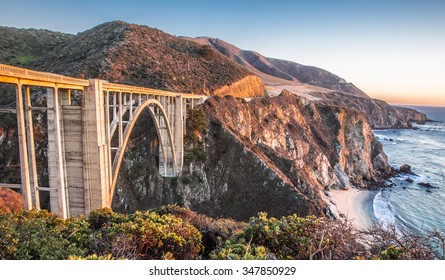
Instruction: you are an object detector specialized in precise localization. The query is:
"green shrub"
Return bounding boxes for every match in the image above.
[63,216,93,253]
[0,208,203,260]
[69,254,114,260]
[126,211,202,259]
[87,207,129,230]
[157,205,245,257]
[210,238,269,260]
[211,212,362,260]
[377,245,404,260]
[185,108,206,143]
[180,175,192,184]
[87,208,202,260]
[197,45,214,60]
[0,210,84,260]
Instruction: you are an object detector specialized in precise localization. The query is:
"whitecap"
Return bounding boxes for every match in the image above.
[373,191,396,228]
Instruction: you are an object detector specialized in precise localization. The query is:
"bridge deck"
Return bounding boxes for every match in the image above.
[0,63,205,99]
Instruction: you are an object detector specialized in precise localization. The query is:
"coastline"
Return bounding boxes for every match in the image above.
[329,188,376,231]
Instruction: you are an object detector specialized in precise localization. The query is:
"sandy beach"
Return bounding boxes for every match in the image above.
[329,188,376,230]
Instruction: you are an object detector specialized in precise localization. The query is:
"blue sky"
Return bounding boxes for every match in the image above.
[1,0,444,105]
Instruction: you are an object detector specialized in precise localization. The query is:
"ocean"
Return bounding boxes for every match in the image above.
[373,106,445,234]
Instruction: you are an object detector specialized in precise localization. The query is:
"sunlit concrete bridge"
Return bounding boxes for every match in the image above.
[0,63,206,218]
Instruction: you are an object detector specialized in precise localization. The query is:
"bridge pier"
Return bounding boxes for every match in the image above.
[82,79,112,214]
[15,82,33,210]
[24,86,40,210]
[174,94,184,173]
[47,87,69,218]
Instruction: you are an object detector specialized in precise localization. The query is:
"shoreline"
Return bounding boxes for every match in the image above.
[329,188,376,231]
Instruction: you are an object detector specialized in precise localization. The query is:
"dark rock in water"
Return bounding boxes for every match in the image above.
[426,189,432,193]
[418,182,436,189]
[399,164,414,174]
[383,181,395,188]
[389,138,394,142]
[402,186,406,189]
[405,177,414,183]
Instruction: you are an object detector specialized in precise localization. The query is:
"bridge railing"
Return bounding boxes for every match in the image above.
[0,63,89,87]
[102,81,205,99]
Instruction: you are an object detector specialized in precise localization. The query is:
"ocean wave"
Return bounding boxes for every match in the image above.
[373,191,396,228]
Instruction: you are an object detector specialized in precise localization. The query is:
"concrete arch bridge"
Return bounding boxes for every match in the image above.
[0,63,206,218]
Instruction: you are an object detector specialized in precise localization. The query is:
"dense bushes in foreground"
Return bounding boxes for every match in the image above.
[210,213,366,260]
[0,206,444,260]
[0,208,202,260]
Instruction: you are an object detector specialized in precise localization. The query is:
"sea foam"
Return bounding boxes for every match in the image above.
[373,191,396,228]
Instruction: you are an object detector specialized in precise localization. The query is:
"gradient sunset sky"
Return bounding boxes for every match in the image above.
[1,0,444,105]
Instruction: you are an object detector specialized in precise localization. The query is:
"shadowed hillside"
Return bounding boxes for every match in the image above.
[0,26,72,67]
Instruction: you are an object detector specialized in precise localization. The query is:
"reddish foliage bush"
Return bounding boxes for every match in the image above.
[0,188,23,213]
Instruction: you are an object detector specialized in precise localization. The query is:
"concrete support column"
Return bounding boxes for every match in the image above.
[82,79,112,212]
[174,94,184,174]
[47,87,68,218]
[183,98,187,136]
[24,86,40,209]
[16,82,32,210]
[157,97,167,176]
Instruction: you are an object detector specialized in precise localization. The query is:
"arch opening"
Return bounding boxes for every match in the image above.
[109,98,176,202]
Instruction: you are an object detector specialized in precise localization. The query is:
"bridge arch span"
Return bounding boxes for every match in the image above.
[109,98,176,201]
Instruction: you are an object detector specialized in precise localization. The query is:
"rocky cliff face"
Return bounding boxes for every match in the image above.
[309,91,428,128]
[112,91,391,220]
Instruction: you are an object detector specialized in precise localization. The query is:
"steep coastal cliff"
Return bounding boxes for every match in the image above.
[112,91,391,220]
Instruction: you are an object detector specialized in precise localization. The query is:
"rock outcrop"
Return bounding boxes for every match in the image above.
[112,91,391,220]
[309,91,428,128]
